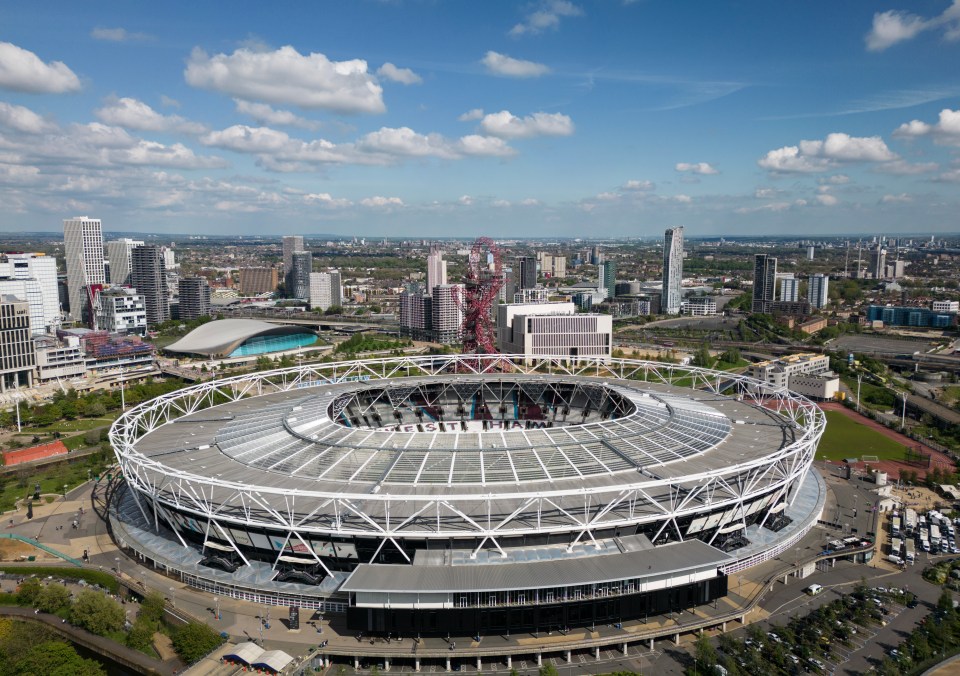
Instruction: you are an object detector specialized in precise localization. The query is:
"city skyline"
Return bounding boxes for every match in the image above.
[1,2,960,237]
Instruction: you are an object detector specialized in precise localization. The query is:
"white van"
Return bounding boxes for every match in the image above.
[806,584,824,595]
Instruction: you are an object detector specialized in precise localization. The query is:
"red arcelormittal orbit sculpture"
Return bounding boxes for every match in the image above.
[456,237,503,354]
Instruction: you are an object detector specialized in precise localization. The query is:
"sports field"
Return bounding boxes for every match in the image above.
[816,410,908,461]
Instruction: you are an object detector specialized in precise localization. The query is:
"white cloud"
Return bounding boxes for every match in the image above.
[159,95,181,109]
[820,174,851,185]
[759,133,897,173]
[479,110,574,138]
[754,187,780,199]
[96,97,206,134]
[865,2,960,51]
[377,62,422,85]
[622,179,655,191]
[304,192,351,207]
[936,168,960,182]
[357,127,461,159]
[0,102,55,134]
[509,0,584,37]
[90,27,152,42]
[111,140,226,169]
[595,191,619,201]
[816,194,839,206]
[480,51,549,78]
[670,194,692,203]
[520,198,541,206]
[894,107,960,145]
[184,45,385,114]
[735,202,793,214]
[234,99,319,130]
[457,195,473,206]
[675,161,719,175]
[457,135,517,157]
[0,41,81,94]
[458,108,484,122]
[875,159,939,174]
[881,193,913,203]
[360,196,404,207]
[492,199,511,207]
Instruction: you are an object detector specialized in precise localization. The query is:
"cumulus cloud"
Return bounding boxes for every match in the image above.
[201,123,516,168]
[820,174,851,185]
[0,102,56,134]
[360,196,404,207]
[458,108,484,122]
[481,51,549,78]
[479,110,574,138]
[675,162,719,175]
[881,193,913,203]
[509,0,583,37]
[90,27,152,42]
[304,192,351,207]
[184,45,385,114]
[457,195,473,206]
[754,187,780,199]
[235,99,319,130]
[865,2,960,51]
[816,194,839,206]
[160,95,181,109]
[875,159,940,175]
[376,62,422,85]
[622,179,655,191]
[894,107,960,145]
[758,133,897,173]
[0,41,81,94]
[96,97,206,134]
[519,198,541,206]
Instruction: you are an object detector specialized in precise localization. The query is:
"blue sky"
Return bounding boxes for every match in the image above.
[1,1,959,237]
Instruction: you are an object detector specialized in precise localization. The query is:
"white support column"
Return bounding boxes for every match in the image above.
[722,621,727,632]
[537,653,543,667]
[384,657,390,671]
[476,656,481,671]
[446,657,451,672]
[649,638,654,650]
[415,658,420,672]
[674,633,680,645]
[566,650,572,663]
[354,657,359,670]
[623,642,628,655]
[595,647,600,660]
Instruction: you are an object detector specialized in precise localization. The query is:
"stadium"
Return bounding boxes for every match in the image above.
[109,354,826,637]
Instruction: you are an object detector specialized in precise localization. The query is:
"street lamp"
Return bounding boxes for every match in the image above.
[62,484,68,499]
[119,366,126,412]
[214,597,220,620]
[169,587,175,608]
[114,556,120,576]
[856,372,862,413]
[900,391,907,432]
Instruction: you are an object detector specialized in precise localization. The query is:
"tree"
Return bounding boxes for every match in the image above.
[538,664,559,676]
[15,578,42,606]
[692,343,712,368]
[694,633,718,672]
[35,583,71,614]
[126,622,155,653]
[172,621,223,664]
[139,590,166,626]
[14,641,106,676]
[69,590,125,635]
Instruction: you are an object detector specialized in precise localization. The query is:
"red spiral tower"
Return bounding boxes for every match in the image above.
[457,237,503,354]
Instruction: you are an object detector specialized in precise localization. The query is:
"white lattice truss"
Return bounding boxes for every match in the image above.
[110,355,823,565]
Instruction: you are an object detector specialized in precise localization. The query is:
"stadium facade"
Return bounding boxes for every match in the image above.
[110,354,824,637]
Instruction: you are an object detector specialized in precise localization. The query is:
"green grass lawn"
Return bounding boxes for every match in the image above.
[816,410,908,461]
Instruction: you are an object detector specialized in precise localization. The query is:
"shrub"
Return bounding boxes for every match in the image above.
[172,621,224,664]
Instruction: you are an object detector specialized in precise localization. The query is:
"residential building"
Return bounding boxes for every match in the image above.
[426,246,447,291]
[239,267,279,295]
[808,274,829,310]
[0,296,35,391]
[282,235,305,294]
[768,300,812,317]
[513,256,537,292]
[33,335,86,382]
[290,251,312,300]
[131,245,170,326]
[96,287,147,336]
[431,284,463,344]
[932,300,960,313]
[875,247,887,279]
[797,317,828,335]
[497,301,612,360]
[683,296,717,316]
[400,285,432,341]
[106,238,144,286]
[752,254,777,313]
[749,353,835,399]
[661,226,684,314]
[538,253,567,278]
[309,271,342,311]
[163,248,177,270]
[178,277,211,321]
[512,287,551,304]
[779,276,799,303]
[0,253,60,334]
[63,216,105,324]
[599,261,617,300]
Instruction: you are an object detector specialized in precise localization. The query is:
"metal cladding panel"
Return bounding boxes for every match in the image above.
[340,539,732,593]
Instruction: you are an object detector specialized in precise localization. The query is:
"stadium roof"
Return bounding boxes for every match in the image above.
[165,319,311,358]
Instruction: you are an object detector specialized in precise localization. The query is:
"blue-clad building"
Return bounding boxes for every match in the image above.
[866,305,956,328]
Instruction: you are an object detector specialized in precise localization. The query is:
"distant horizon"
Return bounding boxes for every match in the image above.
[1,2,959,236]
